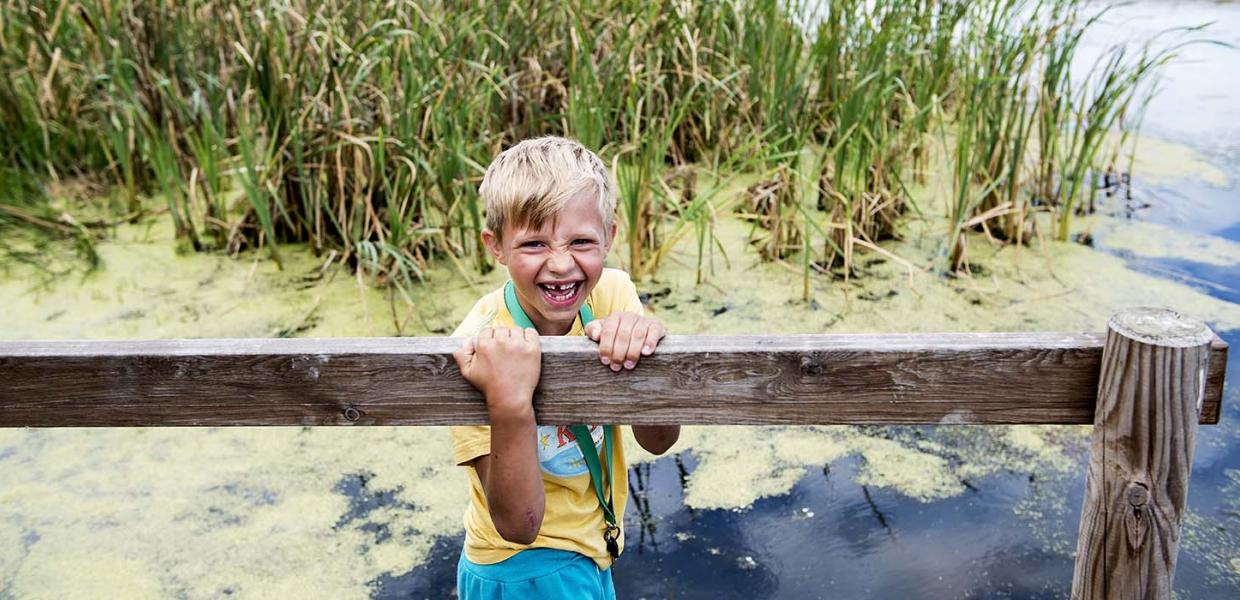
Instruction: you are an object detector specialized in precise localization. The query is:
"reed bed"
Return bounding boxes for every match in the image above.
[0,0,1185,292]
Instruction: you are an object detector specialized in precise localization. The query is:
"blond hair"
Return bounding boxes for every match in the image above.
[479,136,616,238]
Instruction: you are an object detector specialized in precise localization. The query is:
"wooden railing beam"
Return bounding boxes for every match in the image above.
[0,330,1227,427]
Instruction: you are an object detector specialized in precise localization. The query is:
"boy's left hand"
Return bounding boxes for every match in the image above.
[584,312,666,371]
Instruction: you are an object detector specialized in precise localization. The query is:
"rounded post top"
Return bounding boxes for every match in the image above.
[1108,307,1214,348]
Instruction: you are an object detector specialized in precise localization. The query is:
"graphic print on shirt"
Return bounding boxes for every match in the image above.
[536,424,604,477]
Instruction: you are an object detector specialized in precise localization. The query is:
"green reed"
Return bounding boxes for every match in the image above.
[1051,39,1185,242]
[808,0,947,279]
[943,0,1038,271]
[0,0,1183,293]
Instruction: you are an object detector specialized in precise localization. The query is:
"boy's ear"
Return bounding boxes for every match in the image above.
[481,228,507,265]
[604,222,618,252]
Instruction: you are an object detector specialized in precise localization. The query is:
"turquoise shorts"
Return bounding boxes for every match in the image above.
[457,548,616,599]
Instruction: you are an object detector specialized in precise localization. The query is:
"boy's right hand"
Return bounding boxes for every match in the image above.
[453,327,542,417]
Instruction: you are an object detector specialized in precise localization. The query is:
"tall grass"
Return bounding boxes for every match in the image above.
[941,0,1200,271]
[0,0,1182,291]
[810,1,954,278]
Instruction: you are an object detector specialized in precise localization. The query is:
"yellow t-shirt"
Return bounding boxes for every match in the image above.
[449,267,643,569]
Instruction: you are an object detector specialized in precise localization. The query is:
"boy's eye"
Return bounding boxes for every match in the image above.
[571,239,596,246]
[519,241,545,249]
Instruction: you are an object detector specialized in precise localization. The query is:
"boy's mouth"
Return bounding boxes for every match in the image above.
[537,280,583,308]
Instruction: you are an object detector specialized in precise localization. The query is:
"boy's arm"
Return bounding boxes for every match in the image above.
[469,411,543,544]
[454,327,545,545]
[585,312,680,455]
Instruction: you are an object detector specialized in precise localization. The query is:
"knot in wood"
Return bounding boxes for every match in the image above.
[343,406,362,422]
[1126,482,1150,507]
[799,356,824,376]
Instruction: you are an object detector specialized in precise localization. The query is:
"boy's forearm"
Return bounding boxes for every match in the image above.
[482,397,545,544]
[632,425,680,455]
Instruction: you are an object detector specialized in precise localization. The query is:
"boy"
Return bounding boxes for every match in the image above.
[450,136,680,598]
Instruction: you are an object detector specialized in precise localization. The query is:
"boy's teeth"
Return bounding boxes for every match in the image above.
[541,282,578,302]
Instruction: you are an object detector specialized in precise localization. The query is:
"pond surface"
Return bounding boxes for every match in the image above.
[1,1,1239,598]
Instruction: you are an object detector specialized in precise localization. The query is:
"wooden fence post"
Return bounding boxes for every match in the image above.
[1072,307,1215,599]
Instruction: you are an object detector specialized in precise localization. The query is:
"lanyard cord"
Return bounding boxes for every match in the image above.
[567,424,617,525]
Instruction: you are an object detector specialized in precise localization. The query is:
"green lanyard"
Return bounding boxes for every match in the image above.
[503,281,620,559]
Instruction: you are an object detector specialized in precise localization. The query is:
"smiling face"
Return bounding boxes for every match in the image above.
[483,190,617,335]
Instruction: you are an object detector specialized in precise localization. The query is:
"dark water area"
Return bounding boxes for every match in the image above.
[376,452,1085,598]
[371,1,1240,598]
[613,455,1080,599]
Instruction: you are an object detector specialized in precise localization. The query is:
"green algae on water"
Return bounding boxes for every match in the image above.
[0,428,469,599]
[631,425,1084,511]
[1126,135,1230,188]
[1180,469,1240,589]
[1091,218,1240,268]
[0,211,503,341]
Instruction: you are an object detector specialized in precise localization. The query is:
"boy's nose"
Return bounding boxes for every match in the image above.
[546,248,575,274]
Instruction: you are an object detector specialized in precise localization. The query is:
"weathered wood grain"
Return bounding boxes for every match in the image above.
[1202,334,1229,424]
[0,331,1227,427]
[1071,308,1215,599]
